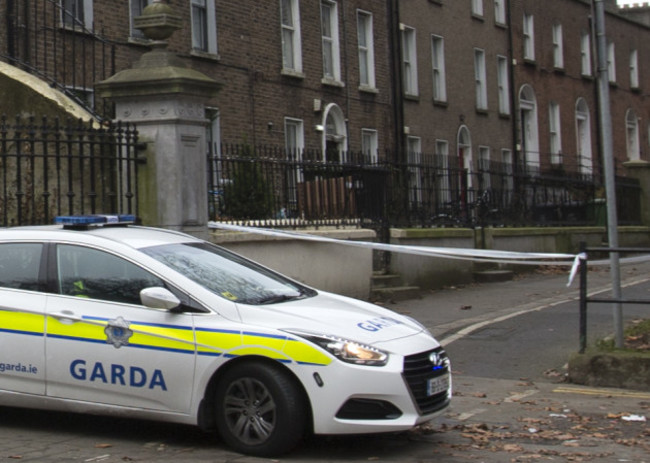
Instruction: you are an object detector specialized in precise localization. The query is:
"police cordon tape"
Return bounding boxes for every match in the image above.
[207,222,650,286]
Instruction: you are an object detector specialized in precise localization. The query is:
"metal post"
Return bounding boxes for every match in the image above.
[593,0,624,348]
[579,242,588,354]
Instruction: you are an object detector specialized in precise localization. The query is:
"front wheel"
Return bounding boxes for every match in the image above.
[214,361,308,457]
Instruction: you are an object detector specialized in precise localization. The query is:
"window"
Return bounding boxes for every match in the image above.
[407,137,422,206]
[630,49,639,89]
[494,0,506,25]
[581,32,591,77]
[472,0,484,17]
[501,149,514,202]
[357,11,376,89]
[575,98,593,175]
[435,140,450,206]
[474,48,487,110]
[191,0,217,55]
[321,0,341,82]
[478,146,491,189]
[607,41,616,83]
[401,25,418,96]
[0,243,43,291]
[497,55,510,115]
[626,110,641,161]
[549,101,562,164]
[523,14,535,61]
[281,0,303,74]
[285,118,304,212]
[130,0,151,38]
[61,0,93,29]
[57,245,164,305]
[362,129,378,163]
[552,23,564,69]
[519,85,540,171]
[431,35,447,102]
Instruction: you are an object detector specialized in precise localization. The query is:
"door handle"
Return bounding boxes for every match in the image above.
[50,310,79,325]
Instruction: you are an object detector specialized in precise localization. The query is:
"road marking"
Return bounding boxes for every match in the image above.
[439,274,650,346]
[455,408,488,421]
[553,386,650,399]
[504,389,539,403]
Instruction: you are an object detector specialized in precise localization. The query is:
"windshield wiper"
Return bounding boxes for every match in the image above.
[256,292,303,305]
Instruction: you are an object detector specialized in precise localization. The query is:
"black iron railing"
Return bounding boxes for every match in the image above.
[208,144,642,230]
[0,115,139,226]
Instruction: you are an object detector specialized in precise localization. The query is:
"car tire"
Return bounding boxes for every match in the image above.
[214,361,307,457]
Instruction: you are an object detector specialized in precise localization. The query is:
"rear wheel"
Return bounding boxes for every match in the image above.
[214,362,307,457]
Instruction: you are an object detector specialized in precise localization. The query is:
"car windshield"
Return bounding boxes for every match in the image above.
[142,242,315,305]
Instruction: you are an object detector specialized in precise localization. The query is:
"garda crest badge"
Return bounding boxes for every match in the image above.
[105,316,133,349]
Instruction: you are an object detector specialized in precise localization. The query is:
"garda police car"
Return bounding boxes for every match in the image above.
[0,215,451,456]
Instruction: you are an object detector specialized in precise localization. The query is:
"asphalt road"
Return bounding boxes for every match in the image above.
[0,264,648,462]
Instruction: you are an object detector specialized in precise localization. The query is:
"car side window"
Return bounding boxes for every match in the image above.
[0,243,43,291]
[56,244,165,305]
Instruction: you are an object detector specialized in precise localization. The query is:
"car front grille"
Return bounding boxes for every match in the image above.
[403,347,451,415]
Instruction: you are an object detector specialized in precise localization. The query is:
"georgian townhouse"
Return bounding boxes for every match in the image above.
[509,0,650,177]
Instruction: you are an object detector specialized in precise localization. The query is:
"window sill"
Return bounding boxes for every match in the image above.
[433,99,448,108]
[631,86,642,94]
[498,112,511,119]
[475,107,489,115]
[282,69,306,79]
[321,77,345,88]
[359,85,378,94]
[523,58,537,67]
[553,67,565,75]
[471,13,485,22]
[404,93,420,102]
[191,49,220,61]
[428,0,443,5]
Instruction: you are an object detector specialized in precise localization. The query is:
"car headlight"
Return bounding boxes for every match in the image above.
[287,331,389,366]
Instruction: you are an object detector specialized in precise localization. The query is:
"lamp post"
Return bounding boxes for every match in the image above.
[593,0,624,348]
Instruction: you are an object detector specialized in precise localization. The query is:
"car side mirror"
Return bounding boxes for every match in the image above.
[140,287,181,310]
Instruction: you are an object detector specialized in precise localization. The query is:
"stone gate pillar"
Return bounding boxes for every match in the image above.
[96,0,220,237]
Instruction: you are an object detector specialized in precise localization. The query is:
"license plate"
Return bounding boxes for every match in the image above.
[427,374,449,396]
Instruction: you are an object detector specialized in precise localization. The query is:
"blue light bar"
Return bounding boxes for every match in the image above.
[54,214,136,226]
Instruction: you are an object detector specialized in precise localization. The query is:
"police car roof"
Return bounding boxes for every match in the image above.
[3,223,203,250]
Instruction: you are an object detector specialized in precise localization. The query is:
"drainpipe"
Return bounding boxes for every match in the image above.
[341,0,351,149]
[388,0,405,162]
[506,0,518,174]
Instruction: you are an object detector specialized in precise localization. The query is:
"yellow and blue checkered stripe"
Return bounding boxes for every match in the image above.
[0,309,331,366]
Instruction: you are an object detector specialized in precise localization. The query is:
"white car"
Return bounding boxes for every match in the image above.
[0,215,451,456]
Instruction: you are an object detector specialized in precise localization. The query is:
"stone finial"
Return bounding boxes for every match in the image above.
[133,0,182,43]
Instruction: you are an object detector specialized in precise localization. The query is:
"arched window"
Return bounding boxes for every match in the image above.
[575,98,593,175]
[626,109,640,161]
[518,85,540,173]
[321,103,347,163]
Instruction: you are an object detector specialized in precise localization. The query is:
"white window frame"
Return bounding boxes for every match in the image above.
[497,55,510,115]
[607,41,616,83]
[474,48,488,110]
[630,49,639,89]
[552,23,564,69]
[494,0,506,25]
[549,101,562,164]
[281,0,303,75]
[61,0,93,29]
[190,0,218,56]
[431,35,447,103]
[575,98,593,175]
[523,14,535,61]
[472,0,484,17]
[284,118,305,210]
[321,0,342,83]
[362,129,379,164]
[357,10,376,90]
[130,0,152,39]
[626,110,641,161]
[401,25,419,97]
[581,32,592,77]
